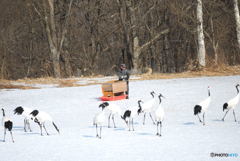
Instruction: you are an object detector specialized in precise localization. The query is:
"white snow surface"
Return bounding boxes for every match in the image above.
[0,76,240,161]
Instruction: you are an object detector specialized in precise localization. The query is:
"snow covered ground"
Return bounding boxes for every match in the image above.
[0,75,240,161]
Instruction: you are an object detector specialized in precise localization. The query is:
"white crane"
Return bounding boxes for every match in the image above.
[93,103,107,139]
[222,84,240,122]
[155,94,165,136]
[193,86,211,125]
[2,108,14,143]
[99,102,122,128]
[122,100,142,131]
[139,91,158,125]
[30,110,60,136]
[14,106,33,132]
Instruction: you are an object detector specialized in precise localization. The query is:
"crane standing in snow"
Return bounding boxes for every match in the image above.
[121,100,142,131]
[155,94,165,136]
[222,84,240,122]
[14,106,33,132]
[29,110,60,136]
[194,86,211,125]
[138,91,158,125]
[99,102,122,128]
[93,103,107,139]
[2,108,14,143]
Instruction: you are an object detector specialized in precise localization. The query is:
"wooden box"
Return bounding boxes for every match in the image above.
[102,81,127,97]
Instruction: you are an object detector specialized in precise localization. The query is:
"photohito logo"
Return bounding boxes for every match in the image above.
[210,152,238,158]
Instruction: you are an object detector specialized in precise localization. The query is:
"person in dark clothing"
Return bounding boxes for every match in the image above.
[117,64,130,99]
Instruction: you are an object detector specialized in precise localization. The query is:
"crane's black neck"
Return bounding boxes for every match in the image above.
[158,96,162,104]
[208,88,210,97]
[138,100,142,109]
[236,85,239,94]
[2,108,5,117]
[151,92,155,98]
[137,100,143,114]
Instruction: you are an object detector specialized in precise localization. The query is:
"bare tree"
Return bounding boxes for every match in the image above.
[117,0,169,73]
[116,0,133,69]
[204,15,219,65]
[32,0,73,77]
[196,0,206,67]
[233,0,240,50]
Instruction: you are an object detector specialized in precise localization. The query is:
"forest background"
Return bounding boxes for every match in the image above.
[0,0,240,80]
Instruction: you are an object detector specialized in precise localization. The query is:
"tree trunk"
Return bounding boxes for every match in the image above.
[51,48,61,78]
[1,40,7,79]
[116,0,133,69]
[62,51,72,77]
[43,0,61,77]
[210,17,218,65]
[163,4,175,73]
[132,38,141,73]
[150,46,157,72]
[196,0,206,67]
[1,55,6,79]
[127,0,141,73]
[233,0,240,50]
[40,0,73,78]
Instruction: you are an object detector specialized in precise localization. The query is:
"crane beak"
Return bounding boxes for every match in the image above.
[159,94,166,99]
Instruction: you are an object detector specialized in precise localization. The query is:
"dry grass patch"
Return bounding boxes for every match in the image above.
[15,77,63,85]
[0,83,38,90]
[58,79,82,87]
[139,65,240,80]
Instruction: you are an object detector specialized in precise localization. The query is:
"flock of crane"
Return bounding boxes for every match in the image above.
[1,84,239,142]
[1,107,60,142]
[194,84,239,125]
[93,84,240,139]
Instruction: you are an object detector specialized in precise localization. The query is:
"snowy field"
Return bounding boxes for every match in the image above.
[0,76,240,161]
